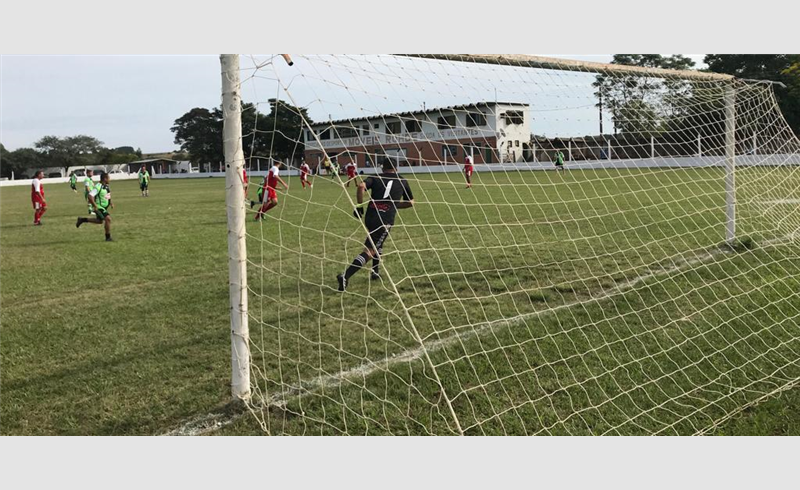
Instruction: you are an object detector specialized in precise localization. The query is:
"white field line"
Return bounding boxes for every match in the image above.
[162,234,798,436]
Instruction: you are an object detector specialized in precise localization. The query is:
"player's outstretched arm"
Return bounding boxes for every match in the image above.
[396,199,414,209]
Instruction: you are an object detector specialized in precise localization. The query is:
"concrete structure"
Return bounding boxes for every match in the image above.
[303,102,532,169]
[126,158,198,174]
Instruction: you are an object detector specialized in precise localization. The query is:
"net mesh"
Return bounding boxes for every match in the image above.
[235,54,800,435]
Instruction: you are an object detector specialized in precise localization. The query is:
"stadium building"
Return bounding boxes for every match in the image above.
[303,102,532,169]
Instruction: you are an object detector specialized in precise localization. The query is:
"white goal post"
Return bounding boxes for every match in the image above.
[220,54,250,401]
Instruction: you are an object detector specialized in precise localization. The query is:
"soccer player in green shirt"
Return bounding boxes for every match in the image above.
[69,172,77,192]
[76,172,114,242]
[138,166,151,197]
[555,150,565,171]
[83,169,95,214]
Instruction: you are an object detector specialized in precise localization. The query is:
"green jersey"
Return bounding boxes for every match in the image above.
[555,152,565,165]
[84,176,94,195]
[70,174,77,185]
[90,182,111,209]
[138,171,150,184]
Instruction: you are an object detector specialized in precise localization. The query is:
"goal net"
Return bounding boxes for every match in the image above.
[225,54,800,435]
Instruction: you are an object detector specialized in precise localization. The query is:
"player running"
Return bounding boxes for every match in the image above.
[138,165,151,197]
[76,172,114,241]
[243,167,249,196]
[337,158,414,291]
[83,169,95,214]
[69,172,78,192]
[344,161,357,187]
[300,162,312,189]
[463,153,474,188]
[31,170,47,226]
[254,161,288,221]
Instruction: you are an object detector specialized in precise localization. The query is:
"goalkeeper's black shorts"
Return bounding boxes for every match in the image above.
[364,214,392,253]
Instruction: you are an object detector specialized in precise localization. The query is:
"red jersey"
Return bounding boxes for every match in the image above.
[31,178,44,201]
[346,163,356,177]
[464,155,474,170]
[300,164,310,177]
[267,166,280,189]
[243,168,248,184]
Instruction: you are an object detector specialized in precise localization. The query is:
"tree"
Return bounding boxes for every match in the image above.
[1,147,47,178]
[34,135,104,172]
[94,148,140,168]
[256,98,311,160]
[171,99,311,170]
[170,107,223,168]
[594,54,696,135]
[704,54,800,135]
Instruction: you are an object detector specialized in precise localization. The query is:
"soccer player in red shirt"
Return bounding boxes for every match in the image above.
[345,161,358,187]
[255,161,288,221]
[31,170,47,225]
[242,167,249,196]
[463,153,474,189]
[300,162,312,189]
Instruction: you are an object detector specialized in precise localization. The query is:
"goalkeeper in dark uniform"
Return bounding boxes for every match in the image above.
[337,158,414,291]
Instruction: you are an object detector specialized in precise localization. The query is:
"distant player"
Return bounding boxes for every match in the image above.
[76,172,114,241]
[555,150,565,171]
[69,172,78,192]
[345,161,357,187]
[31,170,47,226]
[138,166,150,197]
[254,161,288,221]
[463,153,474,188]
[337,158,414,291]
[331,160,340,179]
[242,167,249,196]
[300,162,312,189]
[322,157,333,177]
[83,169,95,214]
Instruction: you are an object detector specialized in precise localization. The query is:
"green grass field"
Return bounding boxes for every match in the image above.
[1,167,799,435]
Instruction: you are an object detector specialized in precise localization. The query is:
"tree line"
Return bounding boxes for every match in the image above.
[595,54,800,138]
[0,135,142,179]
[169,98,311,169]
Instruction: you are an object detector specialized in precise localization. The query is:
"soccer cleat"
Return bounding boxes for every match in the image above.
[105,237,114,242]
[34,221,42,226]
[337,274,347,292]
[370,272,381,281]
[250,201,256,209]
[76,218,83,228]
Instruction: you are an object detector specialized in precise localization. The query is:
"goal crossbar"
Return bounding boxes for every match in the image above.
[397,54,736,82]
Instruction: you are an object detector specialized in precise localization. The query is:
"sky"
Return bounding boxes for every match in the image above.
[0,54,707,153]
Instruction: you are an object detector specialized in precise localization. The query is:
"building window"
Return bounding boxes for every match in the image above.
[386,121,401,135]
[442,145,458,160]
[362,124,370,135]
[515,140,520,147]
[338,126,357,138]
[503,110,524,125]
[405,119,421,133]
[437,115,456,129]
[374,123,379,129]
[319,128,331,140]
[467,112,486,127]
